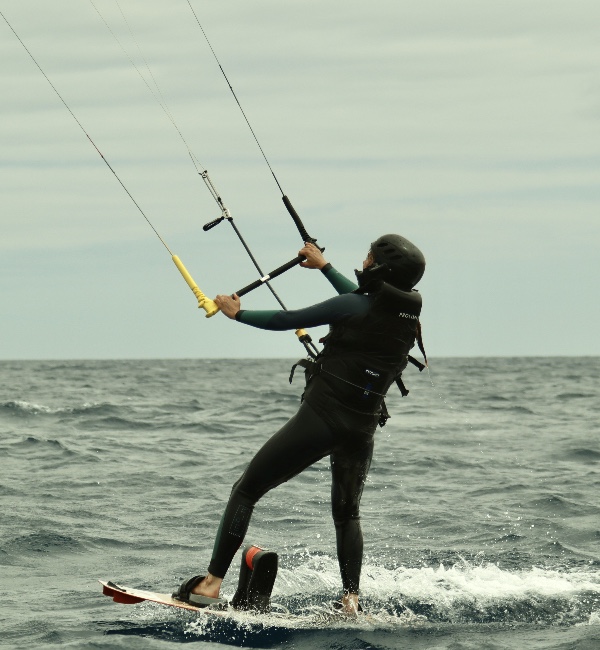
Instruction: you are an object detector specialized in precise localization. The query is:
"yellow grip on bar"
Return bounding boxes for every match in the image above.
[172,255,219,318]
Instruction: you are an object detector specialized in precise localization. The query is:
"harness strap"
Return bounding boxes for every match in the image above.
[289,358,315,384]
[395,376,410,397]
[290,358,391,398]
[407,355,426,372]
[416,321,428,367]
[378,400,390,427]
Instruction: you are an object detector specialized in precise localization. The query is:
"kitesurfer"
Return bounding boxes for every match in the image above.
[174,235,425,615]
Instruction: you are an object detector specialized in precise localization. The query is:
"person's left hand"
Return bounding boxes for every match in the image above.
[299,242,327,269]
[214,293,241,319]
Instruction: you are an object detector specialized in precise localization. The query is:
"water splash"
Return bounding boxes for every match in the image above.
[259,553,600,626]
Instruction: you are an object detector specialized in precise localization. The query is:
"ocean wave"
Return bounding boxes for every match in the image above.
[0,400,119,418]
[486,404,536,415]
[540,540,600,562]
[496,533,527,542]
[76,416,155,431]
[561,448,600,463]
[6,436,77,457]
[556,392,597,400]
[1,400,56,416]
[534,494,600,516]
[0,483,22,496]
[177,421,235,434]
[2,531,85,555]
[467,483,529,497]
[410,455,481,470]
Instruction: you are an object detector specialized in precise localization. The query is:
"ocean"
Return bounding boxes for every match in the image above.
[1,357,599,649]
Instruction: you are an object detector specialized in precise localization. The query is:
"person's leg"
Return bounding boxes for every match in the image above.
[194,403,335,597]
[330,437,374,612]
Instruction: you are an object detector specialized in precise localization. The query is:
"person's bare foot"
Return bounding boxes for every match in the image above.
[191,573,222,599]
[341,593,359,615]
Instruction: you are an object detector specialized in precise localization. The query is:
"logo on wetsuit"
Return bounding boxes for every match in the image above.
[363,368,380,397]
[398,312,419,320]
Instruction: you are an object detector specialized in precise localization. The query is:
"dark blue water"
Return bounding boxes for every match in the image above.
[1,358,599,649]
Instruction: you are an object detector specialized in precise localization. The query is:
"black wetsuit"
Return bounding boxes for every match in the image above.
[207,264,419,594]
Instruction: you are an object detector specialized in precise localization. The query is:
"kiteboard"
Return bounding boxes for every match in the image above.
[100,545,373,625]
[101,544,278,618]
[99,579,368,626]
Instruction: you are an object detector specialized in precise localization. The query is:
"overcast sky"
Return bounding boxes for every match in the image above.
[1,1,599,359]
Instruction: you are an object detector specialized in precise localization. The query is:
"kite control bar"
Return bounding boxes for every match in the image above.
[199,190,321,358]
[171,252,300,318]
[235,254,306,297]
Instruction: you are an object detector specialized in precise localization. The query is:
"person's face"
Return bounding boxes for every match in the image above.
[363,250,374,270]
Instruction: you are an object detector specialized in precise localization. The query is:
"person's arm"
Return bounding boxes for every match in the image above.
[233,293,369,331]
[319,263,358,295]
[213,242,362,325]
[299,242,358,294]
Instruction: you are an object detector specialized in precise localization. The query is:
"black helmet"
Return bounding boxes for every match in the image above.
[369,234,425,290]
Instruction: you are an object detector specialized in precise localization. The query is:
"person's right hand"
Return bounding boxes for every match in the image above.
[214,293,241,319]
